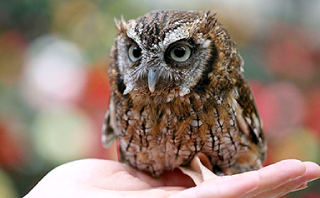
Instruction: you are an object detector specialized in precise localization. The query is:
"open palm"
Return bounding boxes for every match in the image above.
[25,159,320,198]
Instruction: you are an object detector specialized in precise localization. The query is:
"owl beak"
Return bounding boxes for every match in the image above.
[148,69,159,93]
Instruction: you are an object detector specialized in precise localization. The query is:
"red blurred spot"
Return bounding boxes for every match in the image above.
[0,31,28,49]
[0,31,28,84]
[251,81,305,137]
[266,24,316,80]
[255,87,280,133]
[79,64,118,160]
[80,65,111,110]
[306,89,320,139]
[248,80,265,97]
[0,123,25,169]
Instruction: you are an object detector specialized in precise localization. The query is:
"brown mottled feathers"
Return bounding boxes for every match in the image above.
[103,10,266,176]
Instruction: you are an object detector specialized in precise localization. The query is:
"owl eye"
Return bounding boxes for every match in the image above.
[169,44,192,62]
[128,45,142,62]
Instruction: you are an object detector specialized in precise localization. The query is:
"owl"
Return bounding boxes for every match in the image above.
[103,10,266,176]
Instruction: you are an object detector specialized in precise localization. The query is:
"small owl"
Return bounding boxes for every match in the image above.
[103,10,266,176]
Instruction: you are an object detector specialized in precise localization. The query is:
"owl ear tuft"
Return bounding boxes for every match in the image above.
[201,11,218,34]
[114,16,127,34]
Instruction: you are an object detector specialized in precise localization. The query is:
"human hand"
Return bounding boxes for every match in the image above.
[24,159,320,198]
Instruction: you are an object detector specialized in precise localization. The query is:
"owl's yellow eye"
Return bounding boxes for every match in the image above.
[128,45,142,62]
[170,44,191,62]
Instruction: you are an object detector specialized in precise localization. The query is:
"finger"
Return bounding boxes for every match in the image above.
[25,179,183,198]
[168,171,260,198]
[250,179,306,198]
[244,159,307,197]
[300,162,320,182]
[250,161,320,198]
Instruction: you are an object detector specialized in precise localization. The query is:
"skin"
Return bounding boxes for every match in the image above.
[24,159,320,198]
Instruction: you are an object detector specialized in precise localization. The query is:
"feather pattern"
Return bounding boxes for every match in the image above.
[103,10,266,176]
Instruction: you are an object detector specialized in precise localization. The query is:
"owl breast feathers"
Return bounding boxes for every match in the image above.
[103,10,266,176]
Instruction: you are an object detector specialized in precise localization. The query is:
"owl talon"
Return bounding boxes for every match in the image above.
[179,155,217,185]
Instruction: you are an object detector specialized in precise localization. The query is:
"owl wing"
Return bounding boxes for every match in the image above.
[102,99,117,148]
[233,76,266,156]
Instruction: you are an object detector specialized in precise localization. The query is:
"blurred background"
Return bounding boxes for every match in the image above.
[0,0,320,197]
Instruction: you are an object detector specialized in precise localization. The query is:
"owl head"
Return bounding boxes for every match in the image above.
[109,10,243,97]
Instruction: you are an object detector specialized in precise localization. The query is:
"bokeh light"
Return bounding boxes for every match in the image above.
[31,107,95,165]
[23,35,87,109]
